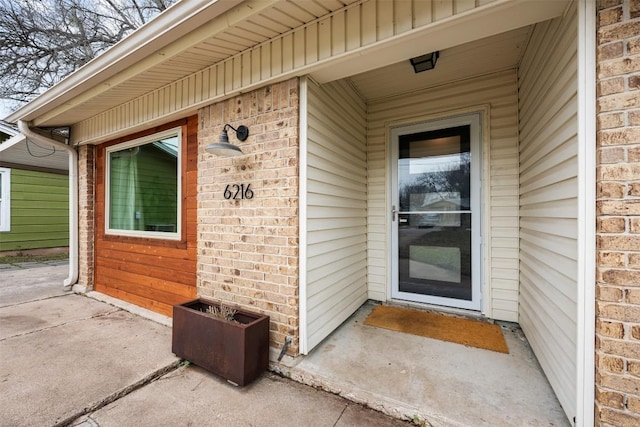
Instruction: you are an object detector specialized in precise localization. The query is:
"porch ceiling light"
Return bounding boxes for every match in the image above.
[205,124,249,157]
[410,51,439,73]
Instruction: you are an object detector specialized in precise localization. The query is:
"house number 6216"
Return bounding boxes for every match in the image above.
[224,184,254,200]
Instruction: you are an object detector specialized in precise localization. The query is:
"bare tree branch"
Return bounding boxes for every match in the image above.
[0,0,176,108]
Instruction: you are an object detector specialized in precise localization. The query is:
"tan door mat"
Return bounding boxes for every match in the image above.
[364,305,509,354]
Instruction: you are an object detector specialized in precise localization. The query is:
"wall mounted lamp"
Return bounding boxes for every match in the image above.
[205,124,249,157]
[409,51,439,73]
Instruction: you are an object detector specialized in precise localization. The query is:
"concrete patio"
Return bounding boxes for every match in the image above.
[277,302,571,427]
[1,262,569,426]
[0,263,408,427]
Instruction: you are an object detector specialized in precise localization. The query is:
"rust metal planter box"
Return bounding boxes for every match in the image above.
[172,298,270,386]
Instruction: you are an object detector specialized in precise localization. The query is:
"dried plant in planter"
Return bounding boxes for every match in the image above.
[206,302,239,323]
[172,298,270,386]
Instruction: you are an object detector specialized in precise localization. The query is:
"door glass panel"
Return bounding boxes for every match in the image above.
[397,125,472,301]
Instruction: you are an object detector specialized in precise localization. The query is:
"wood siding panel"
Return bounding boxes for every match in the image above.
[367,70,520,321]
[305,78,368,351]
[517,5,577,421]
[93,117,198,315]
[0,169,69,251]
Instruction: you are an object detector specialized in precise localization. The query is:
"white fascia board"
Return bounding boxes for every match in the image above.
[4,0,245,125]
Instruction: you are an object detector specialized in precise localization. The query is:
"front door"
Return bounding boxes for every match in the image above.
[391,114,481,310]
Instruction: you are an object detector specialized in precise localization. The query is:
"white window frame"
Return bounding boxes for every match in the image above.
[105,127,182,240]
[0,168,10,232]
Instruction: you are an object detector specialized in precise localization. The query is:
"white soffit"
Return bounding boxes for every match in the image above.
[309,0,571,85]
[348,26,532,101]
[12,0,361,128]
[7,0,569,131]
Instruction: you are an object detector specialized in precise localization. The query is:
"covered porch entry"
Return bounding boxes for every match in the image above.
[284,302,569,426]
[297,1,582,425]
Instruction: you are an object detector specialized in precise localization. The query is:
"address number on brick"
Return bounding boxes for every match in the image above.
[224,184,254,200]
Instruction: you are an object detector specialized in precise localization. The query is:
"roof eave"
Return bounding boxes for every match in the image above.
[4,0,243,125]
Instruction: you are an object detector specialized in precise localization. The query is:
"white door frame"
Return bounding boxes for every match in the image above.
[390,113,482,311]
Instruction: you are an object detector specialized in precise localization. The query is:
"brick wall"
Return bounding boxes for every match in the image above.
[77,144,95,289]
[596,0,640,425]
[197,78,300,354]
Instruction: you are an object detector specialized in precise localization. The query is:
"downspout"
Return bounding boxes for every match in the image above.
[17,120,78,288]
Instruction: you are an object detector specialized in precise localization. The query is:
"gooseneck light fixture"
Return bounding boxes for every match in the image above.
[205,124,250,157]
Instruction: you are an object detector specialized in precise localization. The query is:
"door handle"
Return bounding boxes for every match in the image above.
[392,205,397,221]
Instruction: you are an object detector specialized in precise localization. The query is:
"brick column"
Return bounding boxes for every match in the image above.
[596,0,640,425]
[77,144,95,289]
[197,78,300,354]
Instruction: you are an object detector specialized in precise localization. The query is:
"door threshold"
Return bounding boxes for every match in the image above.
[385,298,490,322]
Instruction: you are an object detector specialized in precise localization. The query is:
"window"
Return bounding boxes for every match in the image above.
[105,128,181,240]
[0,168,10,232]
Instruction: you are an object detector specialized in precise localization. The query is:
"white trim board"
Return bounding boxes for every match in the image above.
[299,76,309,355]
[576,0,596,425]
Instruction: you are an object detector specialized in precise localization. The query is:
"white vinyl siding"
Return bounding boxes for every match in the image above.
[367,70,520,322]
[518,5,578,421]
[304,78,368,352]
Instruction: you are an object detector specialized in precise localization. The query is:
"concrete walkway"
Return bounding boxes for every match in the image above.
[0,261,70,307]
[0,263,409,427]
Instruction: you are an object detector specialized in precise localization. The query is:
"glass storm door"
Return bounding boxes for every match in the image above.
[391,114,481,311]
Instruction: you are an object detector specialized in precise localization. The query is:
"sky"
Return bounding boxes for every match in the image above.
[0,99,19,122]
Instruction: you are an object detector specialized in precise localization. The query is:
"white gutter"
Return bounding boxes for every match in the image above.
[17,121,78,288]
